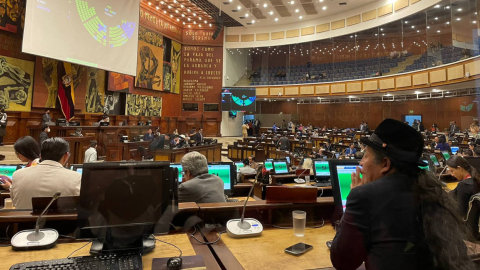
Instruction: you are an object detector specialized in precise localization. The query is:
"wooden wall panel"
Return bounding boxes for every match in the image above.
[395,0,409,11]
[270,87,284,96]
[347,82,362,93]
[331,19,345,30]
[226,35,240,42]
[285,86,299,95]
[347,15,361,26]
[448,65,464,80]
[331,84,346,94]
[286,29,300,38]
[465,60,480,76]
[271,31,285,40]
[379,78,395,90]
[396,76,412,88]
[378,4,393,17]
[363,81,378,91]
[256,33,270,41]
[257,87,269,96]
[315,85,330,94]
[316,23,330,33]
[301,26,315,36]
[362,10,377,22]
[413,73,428,86]
[241,34,255,42]
[430,69,447,83]
[300,86,314,95]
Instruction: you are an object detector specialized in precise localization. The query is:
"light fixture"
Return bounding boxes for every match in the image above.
[322,6,326,10]
[458,8,462,11]
[275,18,278,21]
[175,10,179,13]
[432,89,441,92]
[290,1,294,4]
[181,14,185,17]
[411,26,414,28]
[180,4,184,7]
[427,26,430,29]
[205,20,207,23]
[416,30,420,33]
[245,13,249,17]
[209,23,212,26]
[193,13,196,16]
[348,95,354,98]
[380,28,383,31]
[187,8,190,12]
[252,20,255,23]
[456,18,461,21]
[163,10,166,13]
[168,5,171,8]
[414,91,422,94]
[183,22,185,25]
[434,4,440,8]
[229,0,232,2]
[405,21,408,24]
[199,24,202,27]
[269,11,273,15]
[156,6,159,9]
[263,3,267,7]
[446,21,450,24]
[474,21,477,24]
[188,18,191,21]
[148,1,151,5]
[446,5,450,9]
[434,17,438,20]
[237,5,241,10]
[188,25,191,28]
[295,9,299,13]
[199,17,202,20]
[437,30,441,33]
[193,21,196,24]
[299,15,303,19]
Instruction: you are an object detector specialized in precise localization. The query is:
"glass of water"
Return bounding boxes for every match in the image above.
[293,210,306,237]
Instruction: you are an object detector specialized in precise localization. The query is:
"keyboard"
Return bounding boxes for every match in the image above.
[9,252,142,270]
[315,181,332,187]
[226,198,239,202]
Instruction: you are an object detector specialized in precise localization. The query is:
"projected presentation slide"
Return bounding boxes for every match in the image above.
[314,161,330,176]
[208,165,231,190]
[170,164,183,183]
[0,165,18,178]
[221,88,256,112]
[336,165,360,211]
[23,0,139,76]
[273,162,288,174]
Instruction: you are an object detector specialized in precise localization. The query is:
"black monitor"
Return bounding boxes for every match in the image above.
[207,162,235,196]
[464,157,480,173]
[312,159,330,181]
[77,161,178,255]
[329,159,360,215]
[100,122,110,126]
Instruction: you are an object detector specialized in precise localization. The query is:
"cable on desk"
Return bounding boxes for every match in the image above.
[190,225,225,245]
[60,235,77,239]
[266,219,325,229]
[319,187,324,197]
[67,240,92,259]
[155,237,183,258]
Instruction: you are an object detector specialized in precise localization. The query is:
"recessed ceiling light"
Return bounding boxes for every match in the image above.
[237,5,241,10]
[183,22,185,25]
[437,30,441,33]
[458,8,462,11]
[411,25,414,28]
[204,20,207,23]
[382,33,385,36]
[245,13,249,17]
[434,17,438,20]
[405,21,408,24]
[175,10,179,13]
[446,5,450,9]
[188,25,191,28]
[414,91,422,94]
[269,11,273,15]
[177,18,179,21]
[187,9,190,12]
[199,24,202,27]
[348,95,354,98]
[187,18,190,21]
[446,21,450,24]
[181,14,185,17]
[252,20,255,23]
[263,3,267,7]
[193,21,196,24]
[434,4,440,8]
[163,10,166,13]
[193,13,196,16]
[457,18,461,21]
[473,21,477,24]
[167,5,171,8]
[209,23,212,26]
[160,1,165,4]
[380,28,383,31]
[148,1,151,5]
[295,9,299,12]
[290,1,294,4]
[299,16,303,19]
[427,26,430,29]
[322,6,326,10]
[275,18,278,21]
[416,30,420,32]
[156,6,159,9]
[446,91,450,93]
[432,89,441,92]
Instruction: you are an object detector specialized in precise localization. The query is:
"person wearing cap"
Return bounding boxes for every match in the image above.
[331,118,474,270]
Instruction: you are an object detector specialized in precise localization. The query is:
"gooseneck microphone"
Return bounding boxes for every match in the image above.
[294,168,309,184]
[11,192,62,251]
[227,166,264,237]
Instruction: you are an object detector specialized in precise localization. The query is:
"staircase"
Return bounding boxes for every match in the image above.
[384,54,424,75]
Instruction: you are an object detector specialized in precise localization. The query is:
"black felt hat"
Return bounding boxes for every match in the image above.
[360,118,427,166]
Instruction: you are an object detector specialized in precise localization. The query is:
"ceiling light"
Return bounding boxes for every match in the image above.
[269,11,273,15]
[432,89,441,92]
[175,10,179,13]
[457,18,461,21]
[188,18,191,21]
[295,9,299,12]
[434,4,440,8]
[446,21,450,24]
[188,25,191,28]
[170,14,173,17]
[163,10,166,13]
[416,30,420,32]
[181,14,185,17]
[405,21,408,24]
[458,8,462,11]
[237,5,241,10]
[474,21,477,24]
[384,93,392,96]
[209,23,212,26]
[437,30,441,33]
[434,17,438,20]
[193,21,196,24]
[168,5,171,9]
[245,13,249,17]
[160,1,165,4]
[290,1,294,4]
[199,24,202,27]
[275,18,278,21]
[411,26,414,28]
[382,33,385,36]
[176,18,179,21]
[180,4,184,7]
[299,16,303,19]
[263,3,267,7]
[205,20,207,23]
[229,0,232,2]
[252,20,255,23]
[183,22,185,25]
[446,5,450,9]
[322,6,326,10]
[156,6,159,9]
[193,13,196,16]
[148,1,151,5]
[427,26,430,29]
[446,91,450,93]
[380,28,383,31]
[199,17,202,20]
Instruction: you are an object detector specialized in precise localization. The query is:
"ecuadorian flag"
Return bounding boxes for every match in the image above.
[57,62,75,121]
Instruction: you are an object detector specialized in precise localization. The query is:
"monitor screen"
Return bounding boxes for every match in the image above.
[264,161,274,171]
[430,155,440,166]
[419,159,430,171]
[330,160,360,212]
[77,161,175,247]
[0,165,19,178]
[170,164,183,183]
[207,164,232,191]
[273,161,289,174]
[221,88,256,112]
[235,162,244,172]
[314,160,330,177]
[76,168,83,174]
[442,151,451,161]
[451,147,459,155]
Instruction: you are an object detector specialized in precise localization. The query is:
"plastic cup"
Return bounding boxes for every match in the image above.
[293,210,306,237]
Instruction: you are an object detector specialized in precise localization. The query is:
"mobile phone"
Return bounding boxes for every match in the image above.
[284,242,313,256]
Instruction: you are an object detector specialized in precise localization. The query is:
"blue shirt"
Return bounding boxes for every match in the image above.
[345,148,357,155]
[435,143,451,151]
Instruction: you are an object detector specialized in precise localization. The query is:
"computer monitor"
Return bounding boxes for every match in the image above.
[99,122,110,126]
[273,161,289,174]
[442,151,451,161]
[207,162,235,196]
[77,161,177,254]
[71,164,83,174]
[329,159,360,213]
[451,146,459,155]
[429,154,440,166]
[170,164,183,183]
[313,160,330,180]
[264,161,274,171]
[0,165,20,178]
[234,162,244,172]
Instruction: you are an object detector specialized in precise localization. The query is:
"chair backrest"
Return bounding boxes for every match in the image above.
[465,193,480,241]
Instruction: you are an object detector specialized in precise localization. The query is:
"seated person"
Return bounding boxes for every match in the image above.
[39,124,50,147]
[149,134,170,151]
[99,115,110,123]
[248,155,258,169]
[446,155,480,219]
[84,140,98,163]
[15,136,41,167]
[71,128,83,137]
[323,140,333,152]
[8,138,81,209]
[144,128,154,141]
[435,137,451,151]
[345,144,357,157]
[178,151,226,203]
[237,158,256,182]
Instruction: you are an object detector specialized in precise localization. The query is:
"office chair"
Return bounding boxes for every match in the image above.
[465,193,480,241]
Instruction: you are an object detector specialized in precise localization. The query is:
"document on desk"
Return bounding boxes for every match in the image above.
[152,256,206,270]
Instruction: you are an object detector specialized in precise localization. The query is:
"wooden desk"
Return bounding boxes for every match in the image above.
[446,181,459,191]
[210,226,336,270]
[227,145,265,162]
[152,144,222,163]
[105,141,151,161]
[63,136,93,164]
[0,233,221,270]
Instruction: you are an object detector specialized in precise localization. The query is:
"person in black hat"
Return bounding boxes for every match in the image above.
[331,119,474,270]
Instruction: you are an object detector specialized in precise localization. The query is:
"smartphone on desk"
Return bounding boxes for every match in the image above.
[285,242,313,256]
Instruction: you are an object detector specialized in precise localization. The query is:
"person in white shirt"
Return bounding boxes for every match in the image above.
[84,140,98,163]
[10,137,81,209]
[237,159,256,182]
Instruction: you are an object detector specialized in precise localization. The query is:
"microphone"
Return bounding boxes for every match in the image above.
[11,192,62,251]
[226,166,264,238]
[294,168,309,184]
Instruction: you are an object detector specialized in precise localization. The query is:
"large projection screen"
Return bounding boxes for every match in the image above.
[23,0,140,76]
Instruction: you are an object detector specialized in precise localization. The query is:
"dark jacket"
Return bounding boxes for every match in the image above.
[278,136,290,151]
[178,173,226,203]
[144,133,154,141]
[324,143,333,152]
[149,135,166,151]
[39,131,49,147]
[451,177,480,218]
[42,114,51,124]
[435,142,450,152]
[331,173,434,270]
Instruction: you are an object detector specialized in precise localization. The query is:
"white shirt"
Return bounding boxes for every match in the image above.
[84,147,97,163]
[10,160,81,209]
[237,166,256,182]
